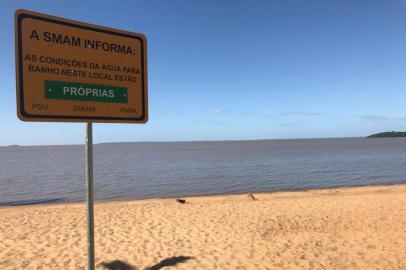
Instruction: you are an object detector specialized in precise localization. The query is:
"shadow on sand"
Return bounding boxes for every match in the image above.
[98,260,136,270]
[145,256,194,270]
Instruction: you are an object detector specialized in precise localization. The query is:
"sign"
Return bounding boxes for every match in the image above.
[15,9,148,123]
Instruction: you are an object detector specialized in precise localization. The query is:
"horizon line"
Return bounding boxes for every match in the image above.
[0,135,373,147]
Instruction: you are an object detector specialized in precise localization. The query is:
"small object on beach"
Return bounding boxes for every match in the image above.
[176,198,186,204]
[247,192,257,200]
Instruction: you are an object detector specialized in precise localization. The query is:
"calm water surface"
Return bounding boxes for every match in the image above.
[1,138,406,205]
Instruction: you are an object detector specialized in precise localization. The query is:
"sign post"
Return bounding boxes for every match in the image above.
[15,9,148,270]
[85,122,95,270]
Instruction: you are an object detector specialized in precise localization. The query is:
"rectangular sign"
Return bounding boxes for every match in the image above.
[45,81,128,104]
[15,9,148,123]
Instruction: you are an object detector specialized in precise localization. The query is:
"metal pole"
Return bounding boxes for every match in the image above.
[85,122,95,270]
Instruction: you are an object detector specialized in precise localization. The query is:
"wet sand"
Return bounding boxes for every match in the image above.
[1,184,406,269]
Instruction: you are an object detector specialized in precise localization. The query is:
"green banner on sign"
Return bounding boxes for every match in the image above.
[45,80,128,104]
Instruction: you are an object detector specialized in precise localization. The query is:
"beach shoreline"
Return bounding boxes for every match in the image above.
[1,184,406,269]
[2,182,406,208]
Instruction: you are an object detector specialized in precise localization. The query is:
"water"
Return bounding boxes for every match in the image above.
[1,138,406,205]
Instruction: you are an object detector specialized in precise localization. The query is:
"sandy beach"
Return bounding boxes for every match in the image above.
[1,184,406,270]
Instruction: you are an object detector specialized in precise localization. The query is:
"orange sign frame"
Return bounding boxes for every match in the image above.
[15,9,148,123]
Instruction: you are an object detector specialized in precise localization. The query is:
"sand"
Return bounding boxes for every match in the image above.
[1,184,406,270]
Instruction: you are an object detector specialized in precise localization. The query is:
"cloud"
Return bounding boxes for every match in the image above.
[211,109,228,114]
[263,112,406,126]
[171,110,184,115]
[264,111,321,117]
[276,123,302,127]
[210,122,229,126]
[358,115,406,123]
[278,111,320,117]
[155,110,184,115]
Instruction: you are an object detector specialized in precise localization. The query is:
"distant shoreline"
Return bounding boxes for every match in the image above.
[6,136,406,147]
[0,136,369,147]
[0,136,390,149]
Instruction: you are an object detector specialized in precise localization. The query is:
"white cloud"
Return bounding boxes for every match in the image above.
[211,109,228,114]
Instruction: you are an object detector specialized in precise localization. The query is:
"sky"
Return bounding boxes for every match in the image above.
[2,0,406,145]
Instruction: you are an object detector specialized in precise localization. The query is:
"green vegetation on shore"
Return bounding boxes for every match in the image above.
[367,131,406,138]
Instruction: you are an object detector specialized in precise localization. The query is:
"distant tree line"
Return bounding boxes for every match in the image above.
[367,131,406,138]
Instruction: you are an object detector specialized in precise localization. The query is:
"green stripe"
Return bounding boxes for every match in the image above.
[45,80,128,104]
